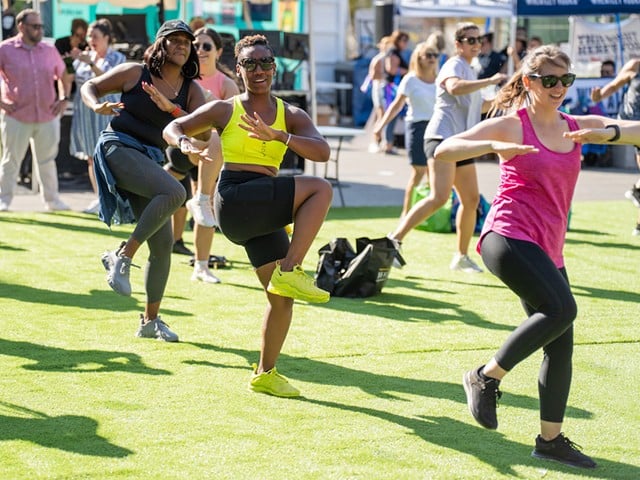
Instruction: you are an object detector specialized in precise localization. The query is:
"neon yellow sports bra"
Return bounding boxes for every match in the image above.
[221,96,288,168]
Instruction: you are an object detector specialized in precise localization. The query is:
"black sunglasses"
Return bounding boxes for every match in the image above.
[194,42,213,52]
[527,73,576,88]
[458,36,483,45]
[238,57,276,72]
[420,53,439,59]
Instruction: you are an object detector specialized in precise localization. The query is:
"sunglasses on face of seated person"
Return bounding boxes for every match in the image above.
[238,57,276,72]
[420,53,439,59]
[194,42,213,52]
[458,36,483,45]
[527,73,576,88]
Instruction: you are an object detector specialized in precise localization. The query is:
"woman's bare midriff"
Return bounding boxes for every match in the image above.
[224,162,278,177]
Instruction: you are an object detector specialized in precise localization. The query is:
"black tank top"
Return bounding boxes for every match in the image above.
[110,65,191,149]
[385,49,408,83]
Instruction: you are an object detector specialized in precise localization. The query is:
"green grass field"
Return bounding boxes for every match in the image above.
[0,200,638,479]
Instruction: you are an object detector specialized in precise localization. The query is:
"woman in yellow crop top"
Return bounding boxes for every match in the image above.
[163,34,332,398]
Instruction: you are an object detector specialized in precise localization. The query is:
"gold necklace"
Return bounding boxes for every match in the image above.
[159,75,182,97]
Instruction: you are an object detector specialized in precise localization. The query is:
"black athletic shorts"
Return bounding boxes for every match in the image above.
[424,138,475,167]
[215,170,295,268]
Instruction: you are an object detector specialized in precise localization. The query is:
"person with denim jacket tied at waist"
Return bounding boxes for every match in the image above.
[436,45,640,469]
[82,20,208,342]
[163,34,332,397]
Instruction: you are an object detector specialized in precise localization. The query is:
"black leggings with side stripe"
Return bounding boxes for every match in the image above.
[480,231,577,423]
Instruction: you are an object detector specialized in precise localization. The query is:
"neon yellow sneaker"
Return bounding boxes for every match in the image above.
[249,363,300,397]
[267,263,330,303]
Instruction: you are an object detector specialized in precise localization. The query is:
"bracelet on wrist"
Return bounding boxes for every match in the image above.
[605,124,621,142]
[285,133,292,146]
[170,105,182,118]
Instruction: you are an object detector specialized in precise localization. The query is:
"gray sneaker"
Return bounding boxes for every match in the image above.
[135,315,179,342]
[101,241,136,296]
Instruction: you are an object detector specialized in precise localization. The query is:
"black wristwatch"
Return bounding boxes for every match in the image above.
[605,124,620,142]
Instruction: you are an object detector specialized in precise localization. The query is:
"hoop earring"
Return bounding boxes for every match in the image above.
[183,60,199,79]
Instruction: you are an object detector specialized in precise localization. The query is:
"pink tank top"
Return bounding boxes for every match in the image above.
[477,108,581,267]
[197,71,227,100]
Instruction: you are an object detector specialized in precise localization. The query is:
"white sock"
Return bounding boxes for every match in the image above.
[197,192,210,202]
[196,260,208,270]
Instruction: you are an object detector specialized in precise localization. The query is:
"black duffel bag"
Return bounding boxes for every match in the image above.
[315,237,404,298]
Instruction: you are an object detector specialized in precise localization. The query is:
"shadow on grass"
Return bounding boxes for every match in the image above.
[0,212,108,236]
[310,275,513,331]
[316,289,513,331]
[0,282,188,318]
[0,338,170,375]
[572,283,640,304]
[184,342,591,419]
[301,400,638,478]
[566,228,612,236]
[565,237,640,251]
[0,241,27,252]
[0,402,132,457]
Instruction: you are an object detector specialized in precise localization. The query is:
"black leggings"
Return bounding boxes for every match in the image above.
[481,231,576,423]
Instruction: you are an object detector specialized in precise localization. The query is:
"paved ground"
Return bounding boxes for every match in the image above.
[6,127,639,213]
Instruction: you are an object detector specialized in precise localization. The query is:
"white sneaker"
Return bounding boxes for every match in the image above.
[83,198,100,214]
[0,199,9,211]
[632,226,640,236]
[624,186,640,208]
[450,253,483,273]
[191,267,221,284]
[186,197,216,228]
[45,199,70,211]
[368,142,381,154]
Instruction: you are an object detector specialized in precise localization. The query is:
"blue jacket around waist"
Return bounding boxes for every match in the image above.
[93,129,165,227]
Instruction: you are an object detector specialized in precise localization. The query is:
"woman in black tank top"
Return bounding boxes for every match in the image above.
[81,20,208,342]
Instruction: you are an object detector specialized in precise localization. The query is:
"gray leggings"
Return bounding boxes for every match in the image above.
[104,142,186,302]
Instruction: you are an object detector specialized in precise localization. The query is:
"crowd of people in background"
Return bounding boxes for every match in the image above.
[2,10,640,471]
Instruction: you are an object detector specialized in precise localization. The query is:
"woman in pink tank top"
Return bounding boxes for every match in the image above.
[183,27,241,284]
[435,45,640,469]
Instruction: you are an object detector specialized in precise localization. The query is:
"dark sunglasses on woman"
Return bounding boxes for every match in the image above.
[238,57,276,72]
[194,42,213,52]
[458,36,484,45]
[527,73,576,88]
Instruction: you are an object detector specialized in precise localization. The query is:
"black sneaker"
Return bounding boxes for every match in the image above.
[463,366,502,429]
[532,433,597,469]
[625,186,640,208]
[172,238,193,256]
